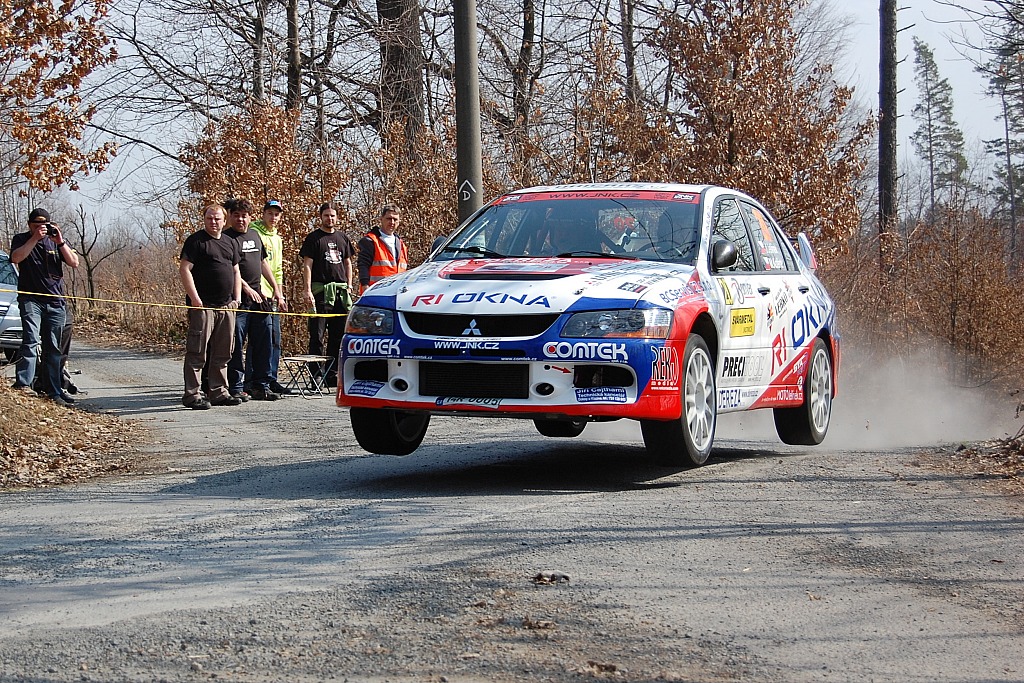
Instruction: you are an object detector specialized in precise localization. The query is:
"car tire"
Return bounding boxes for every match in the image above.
[773,337,832,445]
[533,418,587,438]
[640,334,716,467]
[350,407,430,456]
[1,348,15,363]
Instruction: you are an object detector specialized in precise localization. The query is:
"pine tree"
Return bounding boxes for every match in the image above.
[910,37,968,218]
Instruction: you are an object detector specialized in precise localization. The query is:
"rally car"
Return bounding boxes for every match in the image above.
[338,183,838,466]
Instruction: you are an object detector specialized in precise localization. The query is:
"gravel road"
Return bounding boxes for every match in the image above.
[1,343,1022,682]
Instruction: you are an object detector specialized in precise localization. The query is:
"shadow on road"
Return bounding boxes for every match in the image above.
[159,438,799,501]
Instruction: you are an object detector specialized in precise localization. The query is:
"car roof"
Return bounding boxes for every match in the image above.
[507,182,715,195]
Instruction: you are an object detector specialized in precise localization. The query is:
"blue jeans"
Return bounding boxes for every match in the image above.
[16,299,66,397]
[245,308,281,388]
[229,306,273,393]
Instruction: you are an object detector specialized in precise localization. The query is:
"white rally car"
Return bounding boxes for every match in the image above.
[338,183,838,466]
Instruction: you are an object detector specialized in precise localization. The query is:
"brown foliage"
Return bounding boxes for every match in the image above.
[652,0,872,255]
[824,210,1024,389]
[173,104,350,351]
[348,120,503,264]
[0,0,117,192]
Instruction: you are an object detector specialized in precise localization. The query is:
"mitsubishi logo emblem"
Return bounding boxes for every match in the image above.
[462,319,482,336]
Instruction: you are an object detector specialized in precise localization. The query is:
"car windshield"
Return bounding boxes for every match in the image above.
[433,193,703,264]
[0,254,16,286]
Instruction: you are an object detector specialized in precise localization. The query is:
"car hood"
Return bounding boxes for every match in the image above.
[362,257,700,314]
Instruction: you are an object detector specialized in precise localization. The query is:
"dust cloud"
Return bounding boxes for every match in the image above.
[588,347,1020,451]
[824,349,1019,449]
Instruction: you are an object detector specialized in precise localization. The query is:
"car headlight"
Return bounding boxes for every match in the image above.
[562,308,672,339]
[345,306,395,335]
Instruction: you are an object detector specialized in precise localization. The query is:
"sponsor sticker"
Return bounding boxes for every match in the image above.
[347,337,401,356]
[543,341,628,361]
[730,308,756,337]
[575,387,628,403]
[434,340,500,350]
[348,380,385,397]
[718,387,743,409]
[650,346,679,390]
[435,397,502,409]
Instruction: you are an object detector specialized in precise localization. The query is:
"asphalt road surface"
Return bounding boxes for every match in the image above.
[1,343,1022,682]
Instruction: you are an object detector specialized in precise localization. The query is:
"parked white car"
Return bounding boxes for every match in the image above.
[0,250,22,362]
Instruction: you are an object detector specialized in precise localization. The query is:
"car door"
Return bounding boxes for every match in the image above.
[709,197,773,411]
[737,200,813,395]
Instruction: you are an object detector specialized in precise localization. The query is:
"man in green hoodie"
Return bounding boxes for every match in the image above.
[247,199,292,395]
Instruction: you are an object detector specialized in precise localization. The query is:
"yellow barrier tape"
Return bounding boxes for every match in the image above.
[0,286,347,317]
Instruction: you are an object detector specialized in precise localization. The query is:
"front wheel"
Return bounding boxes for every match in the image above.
[533,418,587,438]
[350,407,430,455]
[774,337,832,445]
[640,334,716,467]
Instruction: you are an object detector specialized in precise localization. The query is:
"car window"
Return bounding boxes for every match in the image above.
[711,198,755,272]
[740,202,790,272]
[434,195,702,263]
[0,254,17,286]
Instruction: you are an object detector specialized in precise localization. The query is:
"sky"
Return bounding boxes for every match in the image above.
[841,0,1005,154]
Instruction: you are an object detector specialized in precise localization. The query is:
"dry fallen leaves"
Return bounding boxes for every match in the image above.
[0,384,142,490]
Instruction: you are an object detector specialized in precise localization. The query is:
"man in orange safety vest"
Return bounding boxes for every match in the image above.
[357,203,409,296]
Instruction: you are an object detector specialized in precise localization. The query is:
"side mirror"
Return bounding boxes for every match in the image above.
[429,235,447,258]
[711,239,738,272]
[796,232,818,272]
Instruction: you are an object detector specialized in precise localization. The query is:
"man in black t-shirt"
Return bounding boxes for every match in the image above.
[299,201,355,388]
[9,207,79,405]
[179,205,243,409]
[223,198,285,402]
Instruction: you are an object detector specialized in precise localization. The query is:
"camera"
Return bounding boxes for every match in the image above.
[45,224,58,236]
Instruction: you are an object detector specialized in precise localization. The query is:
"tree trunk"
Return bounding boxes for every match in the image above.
[878,0,898,242]
[377,0,425,149]
[286,0,301,110]
[619,0,639,104]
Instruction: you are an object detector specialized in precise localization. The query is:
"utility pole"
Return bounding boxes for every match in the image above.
[454,0,483,223]
[878,0,898,259]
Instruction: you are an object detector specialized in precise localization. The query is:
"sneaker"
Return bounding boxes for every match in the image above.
[211,395,242,407]
[186,398,211,410]
[51,393,76,407]
[269,381,294,395]
[250,387,280,401]
[231,391,250,403]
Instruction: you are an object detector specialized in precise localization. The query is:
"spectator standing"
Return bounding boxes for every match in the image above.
[223,198,283,402]
[357,203,408,295]
[248,200,292,395]
[179,205,243,409]
[9,208,79,405]
[300,201,354,388]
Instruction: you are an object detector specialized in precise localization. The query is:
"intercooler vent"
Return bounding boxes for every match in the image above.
[353,359,388,382]
[419,362,529,398]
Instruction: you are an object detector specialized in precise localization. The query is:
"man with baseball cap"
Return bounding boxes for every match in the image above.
[9,207,79,405]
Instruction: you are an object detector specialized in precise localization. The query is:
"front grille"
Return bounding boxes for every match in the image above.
[419,362,529,398]
[403,312,559,338]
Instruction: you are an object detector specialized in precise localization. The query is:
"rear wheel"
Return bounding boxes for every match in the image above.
[533,418,586,438]
[350,407,430,455]
[774,337,832,445]
[641,334,716,466]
